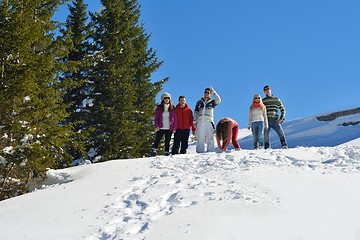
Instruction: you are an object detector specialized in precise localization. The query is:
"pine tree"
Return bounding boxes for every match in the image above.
[89,0,167,161]
[0,0,70,200]
[132,30,169,157]
[58,0,94,162]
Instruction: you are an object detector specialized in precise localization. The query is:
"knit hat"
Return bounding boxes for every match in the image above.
[161,92,171,101]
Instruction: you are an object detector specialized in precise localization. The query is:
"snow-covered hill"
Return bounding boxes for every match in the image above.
[239,109,360,149]
[1,108,360,240]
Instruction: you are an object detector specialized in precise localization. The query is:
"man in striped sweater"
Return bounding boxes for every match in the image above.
[262,85,288,149]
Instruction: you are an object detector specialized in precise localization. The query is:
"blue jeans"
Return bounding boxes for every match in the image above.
[264,119,287,149]
[251,121,264,149]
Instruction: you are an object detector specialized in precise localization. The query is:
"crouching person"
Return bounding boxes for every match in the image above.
[216,117,241,152]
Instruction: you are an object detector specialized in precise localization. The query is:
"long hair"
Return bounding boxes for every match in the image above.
[159,99,175,112]
[249,94,266,111]
[216,119,230,143]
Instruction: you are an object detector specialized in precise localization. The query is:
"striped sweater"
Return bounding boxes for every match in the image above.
[262,95,286,120]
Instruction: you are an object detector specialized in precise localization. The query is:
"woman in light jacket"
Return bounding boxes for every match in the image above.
[248,94,268,149]
[151,92,177,156]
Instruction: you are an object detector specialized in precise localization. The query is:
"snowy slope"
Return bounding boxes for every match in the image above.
[239,111,360,149]
[1,108,360,240]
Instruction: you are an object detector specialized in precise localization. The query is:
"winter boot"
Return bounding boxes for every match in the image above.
[151,148,157,157]
[164,151,170,156]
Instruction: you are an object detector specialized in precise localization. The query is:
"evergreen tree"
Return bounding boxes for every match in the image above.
[0,0,70,200]
[58,0,94,162]
[132,30,169,157]
[89,0,167,161]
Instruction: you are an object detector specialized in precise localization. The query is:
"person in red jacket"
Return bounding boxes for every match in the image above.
[216,117,241,152]
[172,96,196,154]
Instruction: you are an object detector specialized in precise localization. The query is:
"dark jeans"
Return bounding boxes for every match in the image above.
[172,129,190,154]
[264,119,287,149]
[153,129,172,152]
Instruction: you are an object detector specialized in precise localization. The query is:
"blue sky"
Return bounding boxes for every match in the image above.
[55,0,360,128]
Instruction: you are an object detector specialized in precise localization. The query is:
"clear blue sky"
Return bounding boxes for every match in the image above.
[55,0,360,127]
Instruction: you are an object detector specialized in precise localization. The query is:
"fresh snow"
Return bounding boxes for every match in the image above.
[1,111,360,240]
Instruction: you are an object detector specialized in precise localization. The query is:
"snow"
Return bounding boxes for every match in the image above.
[23,96,31,102]
[1,112,360,239]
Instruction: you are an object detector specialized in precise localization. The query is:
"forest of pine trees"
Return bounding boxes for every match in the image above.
[0,0,167,200]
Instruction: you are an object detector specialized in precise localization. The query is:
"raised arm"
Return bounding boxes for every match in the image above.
[210,86,221,106]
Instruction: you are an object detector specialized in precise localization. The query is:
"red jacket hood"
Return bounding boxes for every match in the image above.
[175,103,190,110]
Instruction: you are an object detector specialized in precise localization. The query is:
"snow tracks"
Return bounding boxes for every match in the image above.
[85,145,360,239]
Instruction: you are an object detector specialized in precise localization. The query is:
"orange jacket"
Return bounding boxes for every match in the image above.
[175,103,196,133]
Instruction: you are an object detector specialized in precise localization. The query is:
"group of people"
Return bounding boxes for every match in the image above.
[151,85,288,156]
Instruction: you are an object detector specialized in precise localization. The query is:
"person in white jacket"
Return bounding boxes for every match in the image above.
[194,86,221,153]
[248,94,268,149]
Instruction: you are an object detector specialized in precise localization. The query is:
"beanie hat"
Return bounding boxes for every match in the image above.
[161,92,171,101]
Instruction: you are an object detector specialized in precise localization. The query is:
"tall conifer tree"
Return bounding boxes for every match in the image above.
[132,30,169,156]
[89,0,166,161]
[0,0,69,200]
[59,0,93,161]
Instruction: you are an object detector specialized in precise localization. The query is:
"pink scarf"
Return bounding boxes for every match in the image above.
[253,102,260,108]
